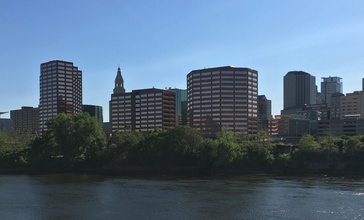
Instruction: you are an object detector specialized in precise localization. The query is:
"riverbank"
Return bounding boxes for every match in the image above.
[1,165,364,178]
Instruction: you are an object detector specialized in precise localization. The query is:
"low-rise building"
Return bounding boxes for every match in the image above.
[10,106,39,133]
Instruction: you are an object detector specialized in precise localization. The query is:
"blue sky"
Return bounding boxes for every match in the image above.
[1,0,364,121]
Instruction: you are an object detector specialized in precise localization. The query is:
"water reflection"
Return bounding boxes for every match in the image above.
[0,174,363,219]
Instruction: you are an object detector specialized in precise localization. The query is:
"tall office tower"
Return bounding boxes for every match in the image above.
[187,66,258,137]
[283,71,316,114]
[39,60,82,132]
[321,77,343,104]
[10,106,39,133]
[82,105,103,124]
[258,95,272,131]
[109,68,176,132]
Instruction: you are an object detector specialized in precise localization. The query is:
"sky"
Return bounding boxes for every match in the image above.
[1,0,364,121]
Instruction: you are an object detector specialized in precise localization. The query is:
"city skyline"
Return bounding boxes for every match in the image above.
[1,1,364,121]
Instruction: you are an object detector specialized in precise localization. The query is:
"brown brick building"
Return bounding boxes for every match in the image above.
[109,68,176,133]
[187,66,258,137]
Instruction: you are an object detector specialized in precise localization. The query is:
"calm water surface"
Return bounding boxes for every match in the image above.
[0,174,363,219]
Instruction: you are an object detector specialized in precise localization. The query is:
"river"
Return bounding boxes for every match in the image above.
[0,174,363,219]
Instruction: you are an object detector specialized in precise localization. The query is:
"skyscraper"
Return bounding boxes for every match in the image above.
[187,66,258,137]
[258,95,272,131]
[283,71,316,113]
[321,77,343,104]
[39,60,82,132]
[169,88,187,125]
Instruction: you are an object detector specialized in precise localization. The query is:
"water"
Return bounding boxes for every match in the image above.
[0,174,363,219]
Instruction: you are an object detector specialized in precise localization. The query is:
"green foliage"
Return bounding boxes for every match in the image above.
[245,141,274,167]
[297,134,320,154]
[29,113,106,168]
[196,138,218,168]
[106,130,144,164]
[319,137,339,154]
[275,153,291,168]
[212,129,239,167]
[343,135,364,155]
[0,130,34,167]
[6,116,364,173]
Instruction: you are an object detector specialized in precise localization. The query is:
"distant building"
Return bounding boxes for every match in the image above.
[274,114,310,141]
[258,95,272,132]
[10,106,39,133]
[109,67,176,133]
[0,118,13,133]
[102,122,112,136]
[82,105,103,124]
[283,71,316,114]
[187,66,258,137]
[39,60,82,133]
[320,77,343,105]
[340,91,364,118]
[330,93,344,119]
[170,88,187,125]
[318,115,364,137]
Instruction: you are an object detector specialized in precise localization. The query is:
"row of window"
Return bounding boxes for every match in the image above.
[135,110,163,115]
[136,93,163,98]
[135,124,163,129]
[135,114,163,119]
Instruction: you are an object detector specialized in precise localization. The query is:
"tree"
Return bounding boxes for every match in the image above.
[319,136,339,162]
[106,130,143,165]
[161,126,203,166]
[297,134,320,154]
[29,113,106,169]
[213,129,239,168]
[0,130,34,167]
[344,135,364,156]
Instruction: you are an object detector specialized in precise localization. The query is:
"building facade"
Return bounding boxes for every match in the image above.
[187,66,258,137]
[0,119,13,133]
[82,105,103,124]
[318,116,364,137]
[258,95,272,132]
[283,71,316,113]
[340,91,364,118]
[10,106,39,133]
[330,93,344,119]
[39,60,82,132]
[109,68,176,133]
[170,88,187,125]
[320,76,343,105]
[272,114,310,142]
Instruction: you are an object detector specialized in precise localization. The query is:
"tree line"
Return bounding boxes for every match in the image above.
[1,113,364,173]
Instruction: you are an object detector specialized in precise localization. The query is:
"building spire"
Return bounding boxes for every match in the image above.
[113,67,125,94]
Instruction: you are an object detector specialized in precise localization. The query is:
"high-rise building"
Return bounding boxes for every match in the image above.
[321,77,343,104]
[170,88,187,125]
[187,66,258,137]
[82,105,103,124]
[10,106,39,133]
[258,95,272,132]
[39,60,82,132]
[283,71,316,114]
[109,68,176,133]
